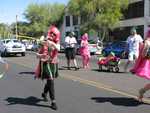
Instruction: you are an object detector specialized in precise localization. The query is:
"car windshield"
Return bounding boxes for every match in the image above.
[5,39,20,44]
[6,40,11,43]
[13,40,19,43]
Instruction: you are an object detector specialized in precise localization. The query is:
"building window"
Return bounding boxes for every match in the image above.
[73,15,78,25]
[81,15,87,24]
[122,1,144,19]
[111,25,144,41]
[65,16,70,27]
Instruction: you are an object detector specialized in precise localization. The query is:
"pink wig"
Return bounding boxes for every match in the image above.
[47,25,60,43]
[81,33,88,41]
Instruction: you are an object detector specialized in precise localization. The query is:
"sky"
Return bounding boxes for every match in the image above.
[0,0,69,25]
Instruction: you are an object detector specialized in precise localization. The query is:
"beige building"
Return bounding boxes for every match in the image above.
[113,0,150,40]
[61,0,150,42]
[61,7,81,43]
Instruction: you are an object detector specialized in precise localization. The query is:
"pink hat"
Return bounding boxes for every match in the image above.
[81,33,88,41]
[47,25,60,43]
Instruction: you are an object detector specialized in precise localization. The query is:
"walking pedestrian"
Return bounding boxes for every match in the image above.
[124,27,143,72]
[131,29,150,102]
[0,56,9,79]
[35,25,60,110]
[80,33,91,69]
[64,32,79,70]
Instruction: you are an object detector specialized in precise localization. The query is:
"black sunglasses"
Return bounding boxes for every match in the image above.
[50,32,56,37]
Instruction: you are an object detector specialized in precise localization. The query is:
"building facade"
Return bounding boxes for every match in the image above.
[61,0,150,42]
[112,0,150,41]
[61,7,81,43]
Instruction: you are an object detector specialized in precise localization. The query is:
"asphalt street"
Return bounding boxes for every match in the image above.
[0,52,150,113]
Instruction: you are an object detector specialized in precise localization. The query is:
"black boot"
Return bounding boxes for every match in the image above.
[67,67,71,70]
[41,93,48,102]
[51,102,58,110]
[75,66,79,71]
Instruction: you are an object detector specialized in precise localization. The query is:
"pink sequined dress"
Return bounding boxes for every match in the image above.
[80,33,91,58]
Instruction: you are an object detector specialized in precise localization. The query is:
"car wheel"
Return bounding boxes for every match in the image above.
[21,52,25,56]
[121,52,126,59]
[102,51,107,57]
[1,52,5,57]
[3,50,8,57]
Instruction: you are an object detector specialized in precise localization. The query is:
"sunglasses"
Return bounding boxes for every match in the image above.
[50,32,56,37]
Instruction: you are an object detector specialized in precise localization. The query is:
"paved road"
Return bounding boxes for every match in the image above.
[0,53,150,113]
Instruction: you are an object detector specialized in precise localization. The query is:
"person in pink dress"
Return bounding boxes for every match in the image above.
[131,29,150,102]
[35,25,60,110]
[80,33,91,69]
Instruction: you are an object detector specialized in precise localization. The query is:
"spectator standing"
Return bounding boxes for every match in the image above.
[35,25,60,110]
[0,51,9,72]
[0,56,9,79]
[64,32,79,70]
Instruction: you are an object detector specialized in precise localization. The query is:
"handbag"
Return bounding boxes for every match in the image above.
[145,47,150,58]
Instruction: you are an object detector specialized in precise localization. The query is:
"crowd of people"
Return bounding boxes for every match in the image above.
[1,25,150,110]
[35,26,150,107]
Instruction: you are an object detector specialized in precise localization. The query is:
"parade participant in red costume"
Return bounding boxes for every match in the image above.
[35,25,60,110]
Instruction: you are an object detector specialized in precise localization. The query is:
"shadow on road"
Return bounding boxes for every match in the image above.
[58,66,68,70]
[91,97,147,107]
[5,96,50,108]
[19,71,35,75]
[91,69,125,74]
[59,66,81,71]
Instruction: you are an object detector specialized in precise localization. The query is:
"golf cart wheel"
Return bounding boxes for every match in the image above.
[109,67,113,72]
[115,67,119,72]
[21,52,25,56]
[107,66,112,72]
[99,65,102,71]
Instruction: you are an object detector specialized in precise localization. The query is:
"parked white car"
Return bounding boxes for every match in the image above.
[0,39,26,57]
[26,43,34,50]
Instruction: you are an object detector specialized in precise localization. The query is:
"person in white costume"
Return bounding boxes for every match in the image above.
[124,28,143,72]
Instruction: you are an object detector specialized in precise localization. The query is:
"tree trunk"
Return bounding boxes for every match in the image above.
[101,28,106,42]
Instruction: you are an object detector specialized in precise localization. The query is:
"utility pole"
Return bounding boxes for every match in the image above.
[15,15,18,39]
